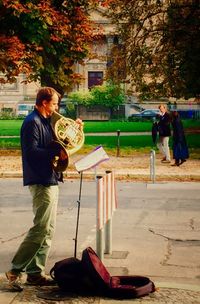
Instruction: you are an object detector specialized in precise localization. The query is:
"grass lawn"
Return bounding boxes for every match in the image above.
[0,120,22,136]
[85,134,200,149]
[84,121,153,132]
[0,119,199,136]
[1,134,199,155]
[0,119,199,158]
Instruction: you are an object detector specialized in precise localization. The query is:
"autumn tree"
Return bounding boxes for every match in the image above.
[106,0,200,99]
[106,41,127,85]
[0,0,104,95]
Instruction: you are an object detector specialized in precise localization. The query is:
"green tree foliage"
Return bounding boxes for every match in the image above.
[106,0,200,99]
[91,82,125,108]
[68,90,93,106]
[0,0,102,95]
[68,82,125,109]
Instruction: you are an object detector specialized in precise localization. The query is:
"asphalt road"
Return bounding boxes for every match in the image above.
[0,178,200,287]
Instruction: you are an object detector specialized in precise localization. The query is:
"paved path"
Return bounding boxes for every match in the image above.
[0,132,151,138]
[0,179,200,303]
[1,129,199,138]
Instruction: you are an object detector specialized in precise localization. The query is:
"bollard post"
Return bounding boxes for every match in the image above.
[116,129,120,157]
[104,171,112,255]
[96,175,104,261]
[150,149,156,183]
[105,217,112,255]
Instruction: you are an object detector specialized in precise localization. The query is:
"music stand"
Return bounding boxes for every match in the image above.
[73,146,109,258]
[74,171,83,258]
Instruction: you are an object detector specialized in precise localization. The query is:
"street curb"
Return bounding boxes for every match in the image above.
[1,171,200,182]
[155,281,200,292]
[147,182,200,189]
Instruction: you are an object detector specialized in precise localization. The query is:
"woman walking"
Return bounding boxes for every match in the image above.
[171,111,189,166]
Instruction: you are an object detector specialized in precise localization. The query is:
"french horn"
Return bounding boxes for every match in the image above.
[50,111,85,172]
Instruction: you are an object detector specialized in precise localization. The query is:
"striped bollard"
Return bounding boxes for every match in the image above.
[150,149,156,183]
[104,171,112,255]
[111,170,117,213]
[96,175,104,261]
[104,170,117,254]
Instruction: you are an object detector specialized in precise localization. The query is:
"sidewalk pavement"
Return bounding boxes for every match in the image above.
[1,167,200,181]
[0,176,200,303]
[1,273,200,303]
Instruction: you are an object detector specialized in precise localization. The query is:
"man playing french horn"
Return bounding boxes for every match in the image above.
[6,87,84,291]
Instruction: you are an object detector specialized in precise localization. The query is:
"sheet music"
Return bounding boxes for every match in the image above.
[74,146,109,172]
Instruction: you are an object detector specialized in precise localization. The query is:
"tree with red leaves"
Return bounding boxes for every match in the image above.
[0,0,106,95]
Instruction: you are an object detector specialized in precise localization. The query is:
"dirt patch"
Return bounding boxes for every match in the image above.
[0,149,200,182]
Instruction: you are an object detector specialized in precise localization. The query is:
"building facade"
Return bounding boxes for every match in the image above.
[0,74,40,115]
[0,8,120,115]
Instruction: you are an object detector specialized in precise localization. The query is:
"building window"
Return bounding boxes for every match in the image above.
[16,104,35,116]
[88,71,103,89]
[0,74,18,91]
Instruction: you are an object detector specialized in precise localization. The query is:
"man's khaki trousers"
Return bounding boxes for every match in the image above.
[11,184,59,275]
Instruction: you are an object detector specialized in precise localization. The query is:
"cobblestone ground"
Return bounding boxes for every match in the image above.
[1,276,200,304]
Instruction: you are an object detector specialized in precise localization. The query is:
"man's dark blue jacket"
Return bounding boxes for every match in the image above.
[21,108,60,186]
[157,112,171,137]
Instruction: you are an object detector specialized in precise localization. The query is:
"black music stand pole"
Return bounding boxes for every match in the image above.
[74,171,83,258]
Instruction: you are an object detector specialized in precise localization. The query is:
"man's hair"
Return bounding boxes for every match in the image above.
[36,87,61,106]
[158,104,166,110]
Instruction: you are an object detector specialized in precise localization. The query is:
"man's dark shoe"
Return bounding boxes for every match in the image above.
[180,159,186,165]
[171,163,180,167]
[26,274,57,286]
